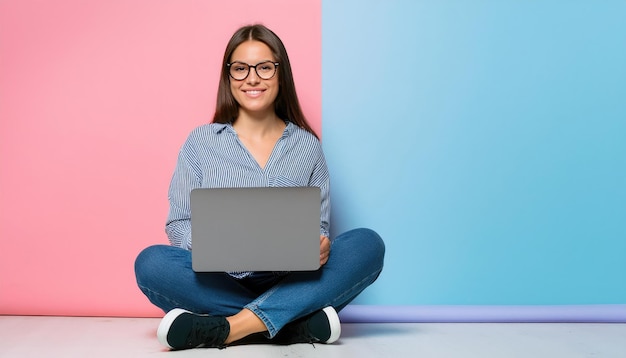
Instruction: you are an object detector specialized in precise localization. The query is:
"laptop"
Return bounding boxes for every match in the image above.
[190,186,321,272]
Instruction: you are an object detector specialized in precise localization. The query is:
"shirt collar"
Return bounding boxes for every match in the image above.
[212,122,231,134]
[212,121,295,136]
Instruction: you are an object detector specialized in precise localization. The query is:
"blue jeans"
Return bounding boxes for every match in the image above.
[134,228,385,338]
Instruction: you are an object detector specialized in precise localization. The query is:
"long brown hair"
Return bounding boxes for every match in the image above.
[212,24,318,139]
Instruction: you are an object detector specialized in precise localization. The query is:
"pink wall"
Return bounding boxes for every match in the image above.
[0,0,321,317]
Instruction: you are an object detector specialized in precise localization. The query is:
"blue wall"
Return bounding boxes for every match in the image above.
[322,1,626,305]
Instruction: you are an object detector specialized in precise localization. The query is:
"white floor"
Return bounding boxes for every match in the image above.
[1,316,624,358]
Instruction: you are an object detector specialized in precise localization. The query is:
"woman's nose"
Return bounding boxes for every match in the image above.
[246,68,261,84]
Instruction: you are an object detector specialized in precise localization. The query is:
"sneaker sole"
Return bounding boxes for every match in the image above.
[157,308,190,349]
[322,306,341,344]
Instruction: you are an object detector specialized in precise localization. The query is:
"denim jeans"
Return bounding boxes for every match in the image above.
[134,228,385,338]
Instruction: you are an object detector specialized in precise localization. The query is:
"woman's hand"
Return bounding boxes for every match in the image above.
[320,235,331,266]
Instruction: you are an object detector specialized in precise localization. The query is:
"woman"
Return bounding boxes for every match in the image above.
[134,24,385,350]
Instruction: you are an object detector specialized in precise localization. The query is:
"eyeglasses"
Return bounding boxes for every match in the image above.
[227,61,279,81]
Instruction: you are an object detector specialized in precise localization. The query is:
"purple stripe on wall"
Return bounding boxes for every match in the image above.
[339,305,626,323]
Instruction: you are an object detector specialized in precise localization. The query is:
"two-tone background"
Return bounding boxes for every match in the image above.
[1,0,624,319]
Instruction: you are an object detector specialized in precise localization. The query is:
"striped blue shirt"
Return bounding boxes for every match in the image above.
[165,121,330,277]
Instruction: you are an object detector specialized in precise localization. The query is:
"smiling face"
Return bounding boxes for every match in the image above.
[229,40,279,120]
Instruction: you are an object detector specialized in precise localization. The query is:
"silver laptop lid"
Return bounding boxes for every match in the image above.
[190,186,321,272]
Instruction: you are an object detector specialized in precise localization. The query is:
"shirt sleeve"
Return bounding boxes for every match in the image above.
[165,136,201,250]
[309,145,331,239]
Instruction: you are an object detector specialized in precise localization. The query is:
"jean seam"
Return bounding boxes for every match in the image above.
[138,284,187,313]
[331,267,383,308]
[244,284,281,336]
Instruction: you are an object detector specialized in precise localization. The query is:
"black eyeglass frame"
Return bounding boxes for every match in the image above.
[226,61,280,81]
